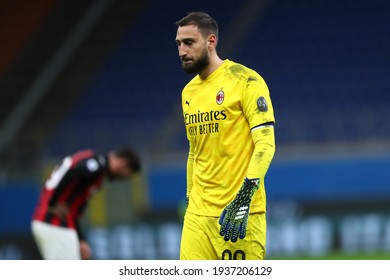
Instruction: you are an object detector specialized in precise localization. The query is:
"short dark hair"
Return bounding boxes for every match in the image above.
[176,11,219,40]
[113,146,141,173]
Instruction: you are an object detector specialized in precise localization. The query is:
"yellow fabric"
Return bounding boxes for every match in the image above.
[182,59,275,217]
[186,140,195,199]
[247,126,275,180]
[180,212,266,260]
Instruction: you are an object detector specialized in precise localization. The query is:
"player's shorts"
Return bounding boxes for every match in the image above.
[180,211,266,260]
[31,220,81,260]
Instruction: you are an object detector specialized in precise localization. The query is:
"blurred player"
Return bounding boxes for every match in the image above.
[175,12,275,259]
[31,146,141,260]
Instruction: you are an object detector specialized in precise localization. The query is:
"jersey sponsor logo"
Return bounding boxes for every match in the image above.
[216,90,224,105]
[188,122,220,136]
[257,96,268,112]
[185,109,227,136]
[184,110,227,125]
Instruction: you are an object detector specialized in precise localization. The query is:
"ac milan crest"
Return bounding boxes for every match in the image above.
[216,90,224,105]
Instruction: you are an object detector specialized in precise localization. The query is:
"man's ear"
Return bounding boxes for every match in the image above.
[207,34,217,51]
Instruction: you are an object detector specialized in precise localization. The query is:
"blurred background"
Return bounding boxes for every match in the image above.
[0,0,389,259]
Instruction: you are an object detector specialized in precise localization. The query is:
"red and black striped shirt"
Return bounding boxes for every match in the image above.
[32,149,107,238]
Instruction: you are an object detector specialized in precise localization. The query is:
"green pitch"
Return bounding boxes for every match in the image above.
[268,251,390,260]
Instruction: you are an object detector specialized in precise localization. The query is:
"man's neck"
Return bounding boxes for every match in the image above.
[199,56,224,80]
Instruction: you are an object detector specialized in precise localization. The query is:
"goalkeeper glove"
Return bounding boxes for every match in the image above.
[219,177,260,242]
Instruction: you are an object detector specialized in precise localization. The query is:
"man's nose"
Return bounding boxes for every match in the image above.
[178,45,187,58]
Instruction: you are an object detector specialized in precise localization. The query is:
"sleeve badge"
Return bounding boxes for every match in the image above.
[257,96,268,112]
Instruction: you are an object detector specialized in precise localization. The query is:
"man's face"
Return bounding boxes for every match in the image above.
[175,25,210,74]
[108,157,132,180]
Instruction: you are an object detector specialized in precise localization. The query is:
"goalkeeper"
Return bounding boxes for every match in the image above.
[176,12,276,260]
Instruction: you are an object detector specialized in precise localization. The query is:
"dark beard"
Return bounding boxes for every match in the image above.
[181,49,209,74]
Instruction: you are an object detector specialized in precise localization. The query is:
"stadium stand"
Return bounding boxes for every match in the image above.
[41,0,390,159]
[44,0,246,158]
[232,0,390,146]
[0,0,145,177]
[1,0,389,260]
[0,0,387,189]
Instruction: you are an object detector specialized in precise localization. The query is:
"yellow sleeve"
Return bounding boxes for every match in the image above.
[186,140,195,198]
[242,74,275,129]
[246,123,276,180]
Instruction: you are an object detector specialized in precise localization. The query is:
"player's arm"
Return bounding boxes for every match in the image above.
[186,140,195,207]
[247,124,275,180]
[75,218,85,241]
[80,240,91,260]
[75,219,91,259]
[220,74,275,242]
[219,126,275,242]
[241,73,275,183]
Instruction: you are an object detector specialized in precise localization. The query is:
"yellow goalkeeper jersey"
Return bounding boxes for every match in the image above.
[182,59,275,217]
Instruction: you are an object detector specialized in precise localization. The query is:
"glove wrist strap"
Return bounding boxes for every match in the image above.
[243,177,260,195]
